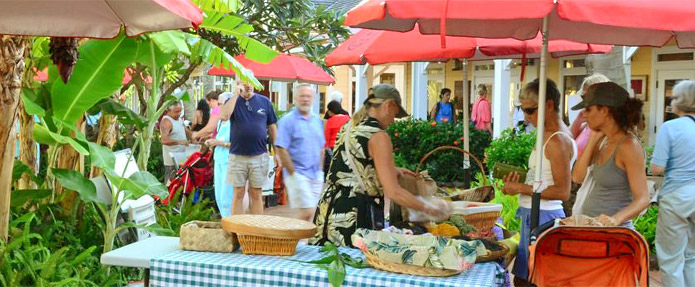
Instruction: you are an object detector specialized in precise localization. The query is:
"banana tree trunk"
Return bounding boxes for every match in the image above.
[0,35,27,240]
[18,101,37,190]
[90,113,118,177]
[56,117,85,214]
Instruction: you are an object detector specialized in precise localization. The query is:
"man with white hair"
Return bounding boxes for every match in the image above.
[275,83,326,222]
[160,101,190,183]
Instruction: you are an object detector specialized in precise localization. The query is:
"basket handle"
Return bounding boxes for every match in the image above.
[415,146,487,186]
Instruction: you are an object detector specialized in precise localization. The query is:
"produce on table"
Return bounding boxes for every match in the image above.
[427,223,460,237]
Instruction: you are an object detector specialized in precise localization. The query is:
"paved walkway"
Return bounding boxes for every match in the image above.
[264,203,662,286]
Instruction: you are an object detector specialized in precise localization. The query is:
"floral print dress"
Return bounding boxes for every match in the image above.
[309,117,385,247]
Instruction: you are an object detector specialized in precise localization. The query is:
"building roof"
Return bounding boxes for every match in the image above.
[311,0,362,14]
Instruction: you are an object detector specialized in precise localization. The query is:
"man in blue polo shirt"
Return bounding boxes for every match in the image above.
[220,81,277,215]
[275,83,325,222]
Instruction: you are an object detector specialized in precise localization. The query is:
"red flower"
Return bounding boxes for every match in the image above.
[431,122,437,127]
[394,133,399,138]
[459,137,465,140]
[453,140,459,146]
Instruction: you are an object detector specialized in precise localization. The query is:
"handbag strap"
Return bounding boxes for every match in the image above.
[342,124,367,191]
[686,115,695,125]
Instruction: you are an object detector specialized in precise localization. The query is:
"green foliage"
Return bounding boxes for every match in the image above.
[291,242,369,287]
[387,119,491,183]
[470,172,521,232]
[485,128,536,171]
[634,205,658,253]
[51,33,138,125]
[2,209,127,286]
[155,192,216,236]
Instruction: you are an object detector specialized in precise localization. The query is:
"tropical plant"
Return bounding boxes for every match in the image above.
[485,127,536,171]
[634,205,658,253]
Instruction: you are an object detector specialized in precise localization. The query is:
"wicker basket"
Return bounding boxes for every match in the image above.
[461,211,501,231]
[476,243,509,263]
[364,252,462,277]
[416,146,492,202]
[180,221,239,253]
[221,215,316,256]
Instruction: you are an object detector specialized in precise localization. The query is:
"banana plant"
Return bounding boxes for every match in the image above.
[53,142,172,255]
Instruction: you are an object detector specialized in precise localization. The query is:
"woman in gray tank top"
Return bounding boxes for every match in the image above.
[570,82,649,227]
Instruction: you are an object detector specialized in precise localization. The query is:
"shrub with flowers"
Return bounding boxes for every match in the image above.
[387,119,491,184]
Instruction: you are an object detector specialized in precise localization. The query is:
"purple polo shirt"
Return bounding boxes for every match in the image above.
[275,109,325,179]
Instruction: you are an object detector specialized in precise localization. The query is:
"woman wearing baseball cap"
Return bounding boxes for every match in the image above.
[571,82,650,228]
[310,84,449,247]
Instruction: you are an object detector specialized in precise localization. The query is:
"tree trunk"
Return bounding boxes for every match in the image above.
[18,100,37,190]
[0,36,27,240]
[56,117,84,213]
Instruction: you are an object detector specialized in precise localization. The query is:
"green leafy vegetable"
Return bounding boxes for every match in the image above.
[291,242,369,287]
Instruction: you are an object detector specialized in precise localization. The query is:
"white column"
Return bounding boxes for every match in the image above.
[410,62,428,120]
[354,64,369,110]
[492,59,512,138]
[277,82,289,111]
[312,84,320,115]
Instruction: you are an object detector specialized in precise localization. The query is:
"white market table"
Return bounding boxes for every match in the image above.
[101,236,181,286]
[149,244,508,287]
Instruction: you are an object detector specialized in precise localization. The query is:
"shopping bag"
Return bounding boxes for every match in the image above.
[571,166,595,216]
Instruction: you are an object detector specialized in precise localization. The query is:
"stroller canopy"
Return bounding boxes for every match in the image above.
[529,226,649,287]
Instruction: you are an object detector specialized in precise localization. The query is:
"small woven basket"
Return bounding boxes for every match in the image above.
[476,244,509,263]
[180,221,239,253]
[364,252,462,277]
[221,215,316,256]
[461,211,501,231]
[236,235,300,256]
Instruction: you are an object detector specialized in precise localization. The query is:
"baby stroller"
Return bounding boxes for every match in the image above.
[528,225,650,287]
[161,148,214,210]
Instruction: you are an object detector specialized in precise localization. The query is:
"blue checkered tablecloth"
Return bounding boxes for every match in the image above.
[149,245,508,287]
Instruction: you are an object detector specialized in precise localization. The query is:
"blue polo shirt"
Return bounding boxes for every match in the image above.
[229,94,277,156]
[275,109,325,179]
[652,116,695,197]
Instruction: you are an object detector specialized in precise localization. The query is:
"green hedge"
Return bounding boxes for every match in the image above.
[387,119,491,183]
[485,128,536,171]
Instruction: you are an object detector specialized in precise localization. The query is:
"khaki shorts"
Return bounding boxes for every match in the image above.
[227,153,269,188]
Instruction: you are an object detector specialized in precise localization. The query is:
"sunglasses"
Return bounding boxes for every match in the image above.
[245,100,252,111]
[523,106,538,114]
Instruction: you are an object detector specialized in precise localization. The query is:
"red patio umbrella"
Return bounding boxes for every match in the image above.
[0,0,203,38]
[209,54,335,85]
[342,0,695,240]
[344,0,695,47]
[325,28,611,66]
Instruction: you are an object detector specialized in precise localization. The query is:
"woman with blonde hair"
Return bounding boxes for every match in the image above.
[650,80,695,287]
[310,84,447,247]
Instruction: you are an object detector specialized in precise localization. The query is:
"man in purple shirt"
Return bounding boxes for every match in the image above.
[275,83,326,222]
[220,81,278,215]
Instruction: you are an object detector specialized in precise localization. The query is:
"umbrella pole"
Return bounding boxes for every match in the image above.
[530,16,549,233]
[462,59,471,183]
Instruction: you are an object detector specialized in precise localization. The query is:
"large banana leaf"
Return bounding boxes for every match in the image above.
[186,35,262,88]
[137,39,175,71]
[200,12,278,63]
[53,169,98,203]
[87,142,116,171]
[150,31,190,56]
[32,124,89,155]
[99,100,147,130]
[192,0,241,13]
[51,34,137,125]
[104,170,168,200]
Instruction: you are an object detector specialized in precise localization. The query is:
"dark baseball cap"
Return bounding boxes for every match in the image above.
[371,84,408,118]
[571,82,629,110]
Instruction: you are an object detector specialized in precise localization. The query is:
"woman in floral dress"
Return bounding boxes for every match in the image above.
[310,84,447,247]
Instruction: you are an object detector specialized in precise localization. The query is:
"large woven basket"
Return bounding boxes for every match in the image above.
[417,146,493,202]
[180,221,239,253]
[221,215,316,256]
[364,252,462,277]
[475,243,509,263]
